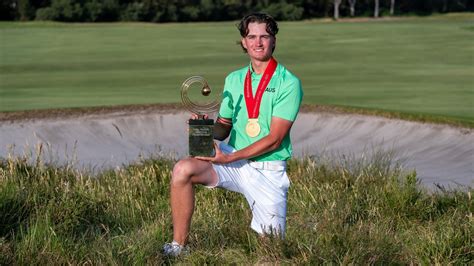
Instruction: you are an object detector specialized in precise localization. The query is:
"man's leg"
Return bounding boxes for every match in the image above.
[170,157,218,245]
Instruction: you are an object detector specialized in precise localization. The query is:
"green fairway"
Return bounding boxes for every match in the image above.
[1,14,473,123]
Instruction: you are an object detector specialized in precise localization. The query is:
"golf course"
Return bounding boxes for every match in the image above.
[0,13,473,264]
[1,13,473,125]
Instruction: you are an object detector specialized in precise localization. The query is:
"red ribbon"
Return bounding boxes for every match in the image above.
[244,57,277,119]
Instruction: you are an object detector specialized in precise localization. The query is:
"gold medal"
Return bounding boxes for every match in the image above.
[246,119,260,137]
[243,58,277,139]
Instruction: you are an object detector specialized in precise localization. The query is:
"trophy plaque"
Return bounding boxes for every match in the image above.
[181,76,220,157]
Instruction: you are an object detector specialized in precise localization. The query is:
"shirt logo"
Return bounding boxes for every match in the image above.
[265,87,276,93]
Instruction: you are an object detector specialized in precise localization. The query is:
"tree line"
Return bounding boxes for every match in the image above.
[1,0,472,22]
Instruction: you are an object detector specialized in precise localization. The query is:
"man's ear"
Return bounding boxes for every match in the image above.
[241,38,247,49]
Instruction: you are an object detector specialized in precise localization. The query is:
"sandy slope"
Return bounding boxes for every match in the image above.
[1,109,472,189]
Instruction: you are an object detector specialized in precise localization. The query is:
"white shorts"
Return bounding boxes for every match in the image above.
[209,142,290,236]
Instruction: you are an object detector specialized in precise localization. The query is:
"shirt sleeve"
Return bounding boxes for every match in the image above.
[272,76,303,122]
[218,75,234,119]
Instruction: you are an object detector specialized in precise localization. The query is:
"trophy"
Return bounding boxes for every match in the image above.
[181,76,220,157]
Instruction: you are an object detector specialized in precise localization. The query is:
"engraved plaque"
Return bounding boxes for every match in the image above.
[188,119,214,157]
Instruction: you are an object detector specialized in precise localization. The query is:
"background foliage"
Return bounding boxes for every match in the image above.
[1,0,473,22]
[2,14,473,125]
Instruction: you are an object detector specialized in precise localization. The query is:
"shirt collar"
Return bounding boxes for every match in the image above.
[248,61,262,78]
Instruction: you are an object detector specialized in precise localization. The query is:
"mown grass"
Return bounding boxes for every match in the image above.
[1,13,473,125]
[0,147,472,264]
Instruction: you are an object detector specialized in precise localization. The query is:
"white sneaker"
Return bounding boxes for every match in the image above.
[162,240,189,257]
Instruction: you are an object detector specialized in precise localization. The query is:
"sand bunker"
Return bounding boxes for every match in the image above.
[1,109,472,189]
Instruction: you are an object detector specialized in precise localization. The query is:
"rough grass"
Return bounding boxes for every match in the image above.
[0,147,472,264]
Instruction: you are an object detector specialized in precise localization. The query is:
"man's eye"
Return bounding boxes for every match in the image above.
[262,36,270,39]
[247,36,255,40]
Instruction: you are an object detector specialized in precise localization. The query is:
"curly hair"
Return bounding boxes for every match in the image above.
[237,12,279,53]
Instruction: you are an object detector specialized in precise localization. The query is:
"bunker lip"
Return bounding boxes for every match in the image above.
[1,105,473,190]
[0,103,184,123]
[1,104,472,130]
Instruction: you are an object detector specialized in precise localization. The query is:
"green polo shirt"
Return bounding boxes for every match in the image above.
[219,62,303,161]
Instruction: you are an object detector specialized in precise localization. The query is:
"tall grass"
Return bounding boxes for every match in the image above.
[0,147,472,264]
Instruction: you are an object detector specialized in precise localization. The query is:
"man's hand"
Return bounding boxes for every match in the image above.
[196,116,293,164]
[189,113,208,120]
[194,142,233,164]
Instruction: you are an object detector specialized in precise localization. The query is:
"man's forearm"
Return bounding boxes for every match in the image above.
[213,118,232,141]
[225,117,293,163]
[194,117,293,165]
[226,134,282,162]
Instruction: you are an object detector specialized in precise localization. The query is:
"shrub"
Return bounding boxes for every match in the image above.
[35,7,55,21]
[48,0,84,22]
[121,2,147,22]
[181,5,200,21]
[264,2,304,21]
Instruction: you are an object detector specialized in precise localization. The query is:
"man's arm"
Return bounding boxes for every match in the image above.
[213,117,232,141]
[196,116,293,164]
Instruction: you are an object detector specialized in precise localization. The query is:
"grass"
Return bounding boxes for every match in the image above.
[0,146,472,264]
[1,13,473,125]
[1,14,473,262]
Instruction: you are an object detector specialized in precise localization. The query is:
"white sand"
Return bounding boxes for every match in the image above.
[1,111,472,189]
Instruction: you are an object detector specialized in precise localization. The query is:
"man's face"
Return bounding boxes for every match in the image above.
[241,22,276,62]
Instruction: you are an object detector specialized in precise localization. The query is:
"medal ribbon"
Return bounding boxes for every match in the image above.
[244,57,277,119]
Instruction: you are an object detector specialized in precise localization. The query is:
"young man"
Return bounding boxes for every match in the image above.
[163,12,303,257]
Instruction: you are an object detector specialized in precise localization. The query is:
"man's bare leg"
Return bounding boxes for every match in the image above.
[170,157,218,245]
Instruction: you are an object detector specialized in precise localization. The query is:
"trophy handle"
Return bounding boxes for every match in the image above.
[180,76,220,116]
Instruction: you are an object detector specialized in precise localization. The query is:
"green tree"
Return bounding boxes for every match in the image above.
[348,0,357,17]
[6,0,474,22]
[18,0,35,20]
[0,0,17,20]
[84,0,119,21]
[264,1,304,21]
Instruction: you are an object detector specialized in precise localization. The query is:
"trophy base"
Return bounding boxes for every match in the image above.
[188,119,214,157]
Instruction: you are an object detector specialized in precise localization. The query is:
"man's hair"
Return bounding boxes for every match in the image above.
[237,12,279,53]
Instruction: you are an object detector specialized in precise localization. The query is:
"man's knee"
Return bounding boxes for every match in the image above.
[171,159,195,186]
